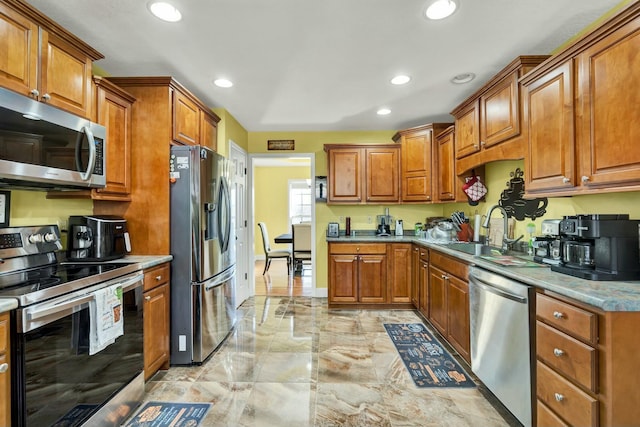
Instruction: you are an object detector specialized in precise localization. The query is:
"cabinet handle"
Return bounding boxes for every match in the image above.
[581,175,590,183]
[553,348,565,357]
[562,177,570,184]
[155,275,162,281]
[553,311,564,319]
[41,93,51,102]
[30,89,39,98]
[554,393,564,402]
[0,363,8,373]
[145,295,151,301]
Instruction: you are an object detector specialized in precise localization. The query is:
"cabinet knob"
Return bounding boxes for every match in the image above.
[554,393,564,402]
[474,144,479,149]
[155,275,162,281]
[145,295,151,301]
[480,141,486,146]
[553,348,565,357]
[30,89,39,98]
[562,177,570,183]
[41,93,51,102]
[581,175,590,183]
[0,363,8,373]
[553,311,564,319]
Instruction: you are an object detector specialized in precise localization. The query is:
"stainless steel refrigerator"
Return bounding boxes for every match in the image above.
[169,145,236,365]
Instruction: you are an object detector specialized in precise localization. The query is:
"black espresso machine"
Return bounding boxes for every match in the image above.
[551,214,640,281]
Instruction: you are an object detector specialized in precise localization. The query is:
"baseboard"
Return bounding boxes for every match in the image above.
[314,288,328,298]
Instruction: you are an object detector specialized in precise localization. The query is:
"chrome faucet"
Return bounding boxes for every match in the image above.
[481,204,524,251]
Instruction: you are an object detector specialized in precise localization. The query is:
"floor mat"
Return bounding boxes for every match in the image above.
[384,323,476,388]
[123,401,212,427]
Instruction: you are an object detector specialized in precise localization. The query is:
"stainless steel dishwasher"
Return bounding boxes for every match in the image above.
[469,266,535,427]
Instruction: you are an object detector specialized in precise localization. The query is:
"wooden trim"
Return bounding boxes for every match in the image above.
[323,143,396,151]
[93,76,136,103]
[392,122,453,142]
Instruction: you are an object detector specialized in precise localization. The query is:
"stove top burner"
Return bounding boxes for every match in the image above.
[0,262,140,306]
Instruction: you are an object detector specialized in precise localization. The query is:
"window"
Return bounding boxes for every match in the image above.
[289,179,312,224]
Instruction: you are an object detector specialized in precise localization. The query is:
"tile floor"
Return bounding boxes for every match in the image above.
[141,295,520,427]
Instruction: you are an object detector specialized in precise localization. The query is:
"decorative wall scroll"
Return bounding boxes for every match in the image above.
[499,168,548,220]
[267,139,295,150]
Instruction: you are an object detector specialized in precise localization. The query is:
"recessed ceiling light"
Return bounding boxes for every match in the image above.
[391,75,411,85]
[377,108,391,116]
[213,78,233,88]
[148,2,182,22]
[451,73,475,84]
[425,0,458,20]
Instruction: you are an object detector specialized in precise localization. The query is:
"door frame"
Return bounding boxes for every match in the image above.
[248,152,316,295]
[229,141,250,305]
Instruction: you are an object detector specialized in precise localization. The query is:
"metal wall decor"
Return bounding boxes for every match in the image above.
[315,176,327,202]
[498,168,548,220]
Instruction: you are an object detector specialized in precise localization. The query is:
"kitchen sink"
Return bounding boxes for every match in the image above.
[445,242,535,261]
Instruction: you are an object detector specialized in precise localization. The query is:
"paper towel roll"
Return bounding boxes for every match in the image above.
[473,214,481,242]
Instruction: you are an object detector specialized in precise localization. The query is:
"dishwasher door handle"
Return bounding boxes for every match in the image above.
[470,275,528,304]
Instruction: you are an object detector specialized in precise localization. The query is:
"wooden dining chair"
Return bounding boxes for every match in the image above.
[257,222,292,275]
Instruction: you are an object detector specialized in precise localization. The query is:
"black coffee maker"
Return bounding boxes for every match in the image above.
[551,214,640,281]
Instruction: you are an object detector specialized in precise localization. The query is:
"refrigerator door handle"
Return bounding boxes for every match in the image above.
[218,176,232,252]
[203,266,236,291]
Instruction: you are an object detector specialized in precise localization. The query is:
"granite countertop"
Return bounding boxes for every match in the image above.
[327,233,640,312]
[0,298,18,314]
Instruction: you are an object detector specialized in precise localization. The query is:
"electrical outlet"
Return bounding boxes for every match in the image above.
[367,216,372,224]
[339,216,344,222]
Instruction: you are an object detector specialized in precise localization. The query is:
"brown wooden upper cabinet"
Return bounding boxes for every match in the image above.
[450,56,549,175]
[0,0,103,119]
[435,125,458,202]
[522,3,640,197]
[324,144,400,204]
[392,123,451,203]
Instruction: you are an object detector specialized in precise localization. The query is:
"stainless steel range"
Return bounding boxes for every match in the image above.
[0,225,144,427]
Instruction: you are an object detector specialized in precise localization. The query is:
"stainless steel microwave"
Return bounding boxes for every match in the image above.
[0,87,106,190]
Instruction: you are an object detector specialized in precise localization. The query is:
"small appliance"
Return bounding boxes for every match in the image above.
[532,219,562,265]
[67,215,131,261]
[327,222,339,237]
[551,214,640,280]
[395,219,403,236]
[375,215,391,236]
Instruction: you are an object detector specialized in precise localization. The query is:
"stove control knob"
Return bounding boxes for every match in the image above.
[28,234,44,244]
[44,233,59,242]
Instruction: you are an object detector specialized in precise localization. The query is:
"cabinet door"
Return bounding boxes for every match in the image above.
[328,254,358,303]
[389,244,412,304]
[480,72,519,148]
[144,282,170,380]
[366,147,400,203]
[200,110,218,151]
[419,258,429,318]
[41,32,93,118]
[0,3,38,96]
[358,254,387,303]
[0,313,9,427]
[401,129,433,202]
[436,127,456,201]
[428,264,447,335]
[576,17,640,188]
[411,246,420,308]
[447,275,470,362]
[524,60,575,193]
[454,100,480,159]
[327,147,363,203]
[173,89,200,145]
[94,82,133,199]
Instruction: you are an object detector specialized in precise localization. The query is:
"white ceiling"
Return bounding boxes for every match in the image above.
[27,0,622,132]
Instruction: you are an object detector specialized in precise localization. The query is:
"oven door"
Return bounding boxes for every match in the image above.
[12,273,144,427]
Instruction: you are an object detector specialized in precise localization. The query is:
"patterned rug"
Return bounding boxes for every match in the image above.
[384,323,476,388]
[124,402,212,427]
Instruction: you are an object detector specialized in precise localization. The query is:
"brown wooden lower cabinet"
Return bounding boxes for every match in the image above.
[418,249,429,318]
[328,242,412,308]
[143,263,170,380]
[428,250,470,363]
[0,312,10,427]
[536,291,640,426]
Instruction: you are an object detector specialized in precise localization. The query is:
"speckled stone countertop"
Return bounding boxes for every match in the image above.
[0,298,18,314]
[327,232,640,312]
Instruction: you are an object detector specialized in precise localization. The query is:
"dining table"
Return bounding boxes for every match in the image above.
[274,233,292,244]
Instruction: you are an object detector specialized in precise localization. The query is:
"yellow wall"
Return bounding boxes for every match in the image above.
[213,108,249,156]
[254,165,311,256]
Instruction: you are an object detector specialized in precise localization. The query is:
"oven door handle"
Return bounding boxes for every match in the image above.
[27,273,144,322]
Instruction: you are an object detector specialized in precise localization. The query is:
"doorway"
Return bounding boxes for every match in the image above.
[230,141,249,307]
[248,153,316,296]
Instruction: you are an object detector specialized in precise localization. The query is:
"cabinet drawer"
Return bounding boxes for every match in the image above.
[144,264,171,291]
[537,293,597,344]
[0,314,7,353]
[537,361,598,427]
[328,243,387,255]
[537,321,598,392]
[537,400,570,427]
[430,251,468,279]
